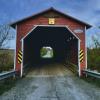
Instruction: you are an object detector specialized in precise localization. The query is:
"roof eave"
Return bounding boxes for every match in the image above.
[10,7,92,29]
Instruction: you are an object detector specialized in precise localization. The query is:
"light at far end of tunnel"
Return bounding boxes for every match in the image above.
[40,46,54,59]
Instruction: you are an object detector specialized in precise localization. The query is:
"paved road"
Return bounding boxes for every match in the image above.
[0,63,100,100]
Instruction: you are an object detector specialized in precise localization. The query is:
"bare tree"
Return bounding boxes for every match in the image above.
[91,26,100,49]
[0,25,14,48]
[92,35,100,48]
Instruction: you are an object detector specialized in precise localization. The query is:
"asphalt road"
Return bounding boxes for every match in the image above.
[0,63,100,100]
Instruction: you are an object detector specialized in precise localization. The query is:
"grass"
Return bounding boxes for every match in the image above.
[0,77,18,95]
[0,49,16,95]
[81,76,100,88]
[0,49,14,72]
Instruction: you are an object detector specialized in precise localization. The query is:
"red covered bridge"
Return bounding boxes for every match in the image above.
[10,7,91,77]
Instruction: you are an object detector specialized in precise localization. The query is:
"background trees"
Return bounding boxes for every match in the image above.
[87,27,100,72]
[0,25,14,72]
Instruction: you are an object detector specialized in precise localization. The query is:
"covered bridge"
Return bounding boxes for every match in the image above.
[10,7,91,77]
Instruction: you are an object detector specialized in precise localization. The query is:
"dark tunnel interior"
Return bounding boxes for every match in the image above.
[23,26,78,68]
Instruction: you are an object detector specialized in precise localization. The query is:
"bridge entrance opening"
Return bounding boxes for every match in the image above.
[22,26,80,75]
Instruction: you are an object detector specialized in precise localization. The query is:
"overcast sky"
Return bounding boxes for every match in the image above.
[0,0,100,48]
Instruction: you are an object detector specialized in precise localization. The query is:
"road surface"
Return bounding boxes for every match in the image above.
[0,63,100,100]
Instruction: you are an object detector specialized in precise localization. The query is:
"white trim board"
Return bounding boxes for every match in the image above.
[20,39,24,77]
[85,26,87,69]
[78,39,81,77]
[21,26,37,40]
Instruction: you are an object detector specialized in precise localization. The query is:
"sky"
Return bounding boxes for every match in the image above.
[0,0,100,49]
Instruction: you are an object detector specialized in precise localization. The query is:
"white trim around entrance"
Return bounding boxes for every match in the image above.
[78,39,81,77]
[85,26,87,69]
[20,39,24,77]
[20,25,81,77]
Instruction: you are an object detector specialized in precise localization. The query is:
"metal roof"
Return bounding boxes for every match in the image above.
[10,7,92,29]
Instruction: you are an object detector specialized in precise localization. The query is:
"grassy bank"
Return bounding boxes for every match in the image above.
[82,76,100,88]
[0,77,18,95]
[87,48,100,72]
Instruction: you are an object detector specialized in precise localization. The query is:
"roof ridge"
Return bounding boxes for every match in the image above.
[10,7,92,29]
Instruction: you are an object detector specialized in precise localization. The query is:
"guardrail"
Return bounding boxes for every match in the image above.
[0,70,16,81]
[83,69,100,79]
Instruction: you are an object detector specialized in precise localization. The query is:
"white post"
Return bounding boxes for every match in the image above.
[78,39,81,77]
[20,39,24,77]
[85,26,87,69]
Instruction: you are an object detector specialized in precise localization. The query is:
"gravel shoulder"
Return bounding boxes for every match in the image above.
[0,63,100,100]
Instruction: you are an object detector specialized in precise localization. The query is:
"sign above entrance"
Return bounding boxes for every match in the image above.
[49,18,55,24]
